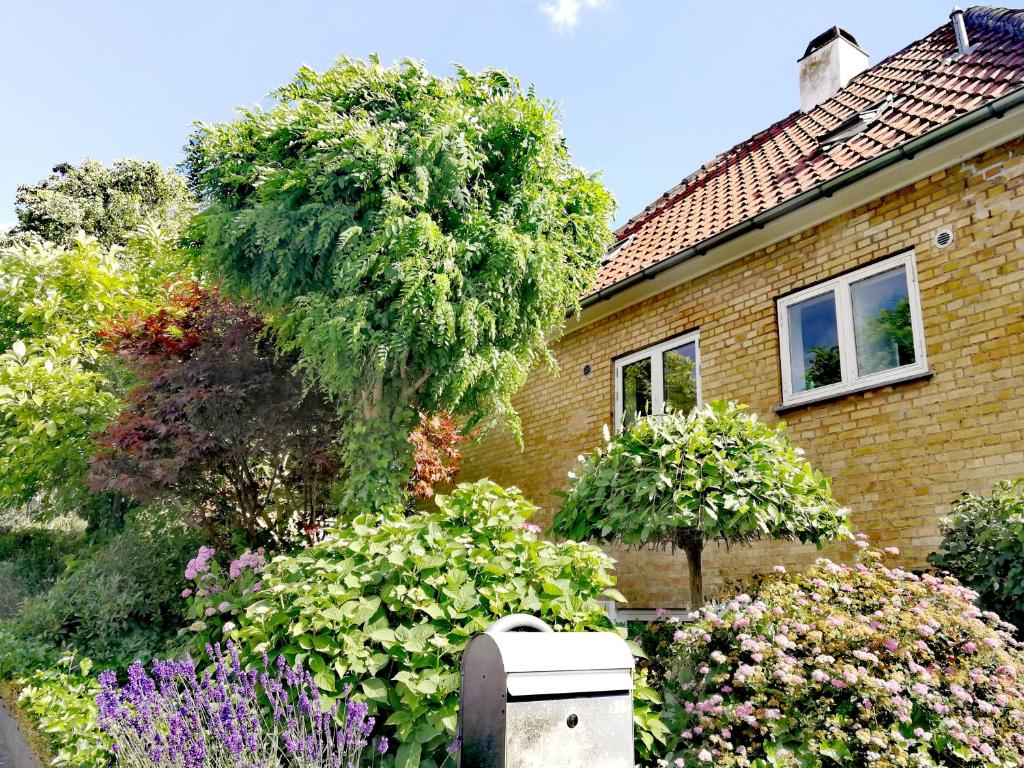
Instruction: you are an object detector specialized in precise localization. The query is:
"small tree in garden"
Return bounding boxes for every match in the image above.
[89,286,342,547]
[185,57,615,510]
[407,412,472,499]
[552,400,851,607]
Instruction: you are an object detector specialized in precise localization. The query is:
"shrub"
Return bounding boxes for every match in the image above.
[185,480,664,767]
[16,655,109,768]
[0,525,82,619]
[552,400,850,606]
[96,643,386,768]
[90,286,342,547]
[15,508,203,665]
[0,623,55,679]
[930,478,1024,633]
[659,546,1024,767]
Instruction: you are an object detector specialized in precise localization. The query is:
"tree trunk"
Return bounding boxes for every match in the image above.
[676,530,705,608]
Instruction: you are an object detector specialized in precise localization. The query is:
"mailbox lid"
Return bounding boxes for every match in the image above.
[489,631,634,675]
[506,669,632,697]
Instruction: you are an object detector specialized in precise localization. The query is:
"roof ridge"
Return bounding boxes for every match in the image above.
[616,110,805,238]
[965,6,1024,39]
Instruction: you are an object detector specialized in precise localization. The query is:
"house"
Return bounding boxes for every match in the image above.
[461,7,1024,611]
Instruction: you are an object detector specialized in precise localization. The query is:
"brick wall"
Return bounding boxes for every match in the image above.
[460,137,1024,609]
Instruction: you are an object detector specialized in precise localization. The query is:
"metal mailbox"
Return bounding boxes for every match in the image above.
[458,614,634,768]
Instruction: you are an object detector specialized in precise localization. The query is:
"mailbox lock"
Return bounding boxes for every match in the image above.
[566,714,578,729]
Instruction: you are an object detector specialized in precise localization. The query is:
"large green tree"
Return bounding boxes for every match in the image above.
[185,57,614,509]
[552,401,851,607]
[9,158,193,247]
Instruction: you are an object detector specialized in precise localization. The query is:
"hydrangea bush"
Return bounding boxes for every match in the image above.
[659,544,1024,767]
[183,480,667,767]
[179,546,267,647]
[96,642,386,768]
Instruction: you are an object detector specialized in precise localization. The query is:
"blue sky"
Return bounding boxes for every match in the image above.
[1,1,956,228]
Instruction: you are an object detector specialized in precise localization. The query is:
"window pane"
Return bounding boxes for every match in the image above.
[852,266,915,376]
[621,358,652,426]
[787,292,841,393]
[663,342,697,413]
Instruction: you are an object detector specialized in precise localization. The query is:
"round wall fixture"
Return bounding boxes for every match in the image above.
[582,364,592,377]
[933,228,954,249]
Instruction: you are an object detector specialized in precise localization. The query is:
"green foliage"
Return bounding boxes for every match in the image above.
[16,655,110,768]
[0,623,56,679]
[0,523,83,620]
[930,478,1024,632]
[0,233,194,509]
[804,345,840,390]
[856,296,915,372]
[660,548,1024,767]
[186,57,615,508]
[552,400,850,605]
[10,158,193,247]
[197,480,658,766]
[14,508,202,665]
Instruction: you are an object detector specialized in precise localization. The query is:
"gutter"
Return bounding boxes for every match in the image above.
[581,85,1024,308]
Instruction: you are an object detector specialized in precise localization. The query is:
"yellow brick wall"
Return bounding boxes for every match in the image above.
[460,136,1024,609]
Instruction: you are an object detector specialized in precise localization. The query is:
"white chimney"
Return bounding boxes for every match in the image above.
[798,27,869,112]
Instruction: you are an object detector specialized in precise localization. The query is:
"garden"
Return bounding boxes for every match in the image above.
[1,56,1022,768]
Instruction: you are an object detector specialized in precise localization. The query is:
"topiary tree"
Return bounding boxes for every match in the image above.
[660,547,1024,766]
[10,158,194,247]
[930,478,1024,633]
[184,57,615,510]
[552,400,851,607]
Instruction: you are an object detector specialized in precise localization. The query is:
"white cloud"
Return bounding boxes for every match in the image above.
[540,0,607,34]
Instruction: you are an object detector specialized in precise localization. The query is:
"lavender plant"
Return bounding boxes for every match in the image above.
[96,642,387,768]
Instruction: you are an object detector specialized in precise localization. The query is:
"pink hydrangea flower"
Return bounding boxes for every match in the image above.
[184,546,216,580]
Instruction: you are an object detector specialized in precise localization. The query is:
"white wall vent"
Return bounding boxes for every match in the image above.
[933,228,955,249]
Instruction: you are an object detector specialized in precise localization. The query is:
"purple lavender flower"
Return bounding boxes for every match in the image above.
[94,643,382,768]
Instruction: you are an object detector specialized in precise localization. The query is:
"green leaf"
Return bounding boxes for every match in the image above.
[395,741,422,768]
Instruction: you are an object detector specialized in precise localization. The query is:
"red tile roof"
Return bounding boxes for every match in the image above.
[590,6,1024,297]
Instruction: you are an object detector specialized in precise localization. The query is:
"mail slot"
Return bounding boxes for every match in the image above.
[458,614,634,768]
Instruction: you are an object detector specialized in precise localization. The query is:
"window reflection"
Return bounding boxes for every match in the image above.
[787,292,841,392]
[852,266,915,375]
[663,342,697,413]
[621,357,652,426]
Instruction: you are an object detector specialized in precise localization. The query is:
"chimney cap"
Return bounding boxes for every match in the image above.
[800,26,865,60]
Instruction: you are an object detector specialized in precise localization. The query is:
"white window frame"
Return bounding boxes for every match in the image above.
[777,250,928,407]
[613,330,701,429]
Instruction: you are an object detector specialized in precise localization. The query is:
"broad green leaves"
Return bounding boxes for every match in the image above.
[930,478,1024,632]
[185,58,615,508]
[552,400,851,604]
[222,480,645,767]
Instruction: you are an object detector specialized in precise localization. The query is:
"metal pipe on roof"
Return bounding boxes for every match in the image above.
[580,84,1024,309]
[951,7,973,55]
